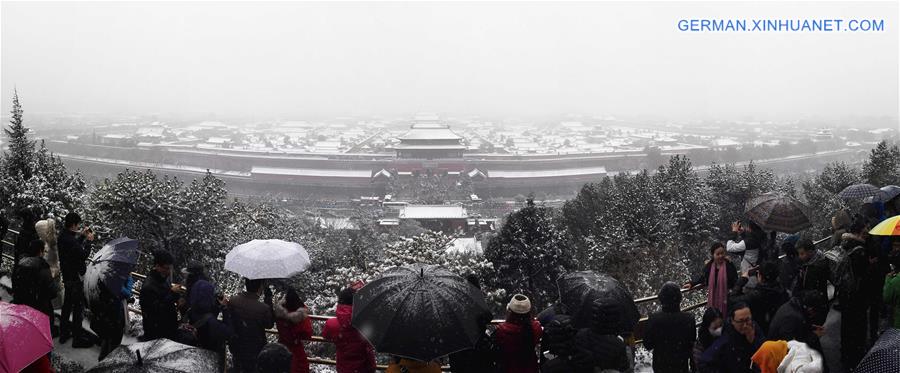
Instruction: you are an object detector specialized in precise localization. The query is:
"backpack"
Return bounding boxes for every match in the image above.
[825,244,865,300]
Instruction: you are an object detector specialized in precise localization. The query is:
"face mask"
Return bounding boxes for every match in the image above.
[709,326,723,337]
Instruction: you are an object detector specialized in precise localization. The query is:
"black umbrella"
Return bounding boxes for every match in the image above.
[86,338,220,373]
[855,327,900,373]
[351,263,491,361]
[84,237,140,306]
[557,271,640,334]
[744,194,812,233]
[839,183,883,200]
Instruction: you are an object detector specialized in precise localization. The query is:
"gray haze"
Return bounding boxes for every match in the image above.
[1,1,898,121]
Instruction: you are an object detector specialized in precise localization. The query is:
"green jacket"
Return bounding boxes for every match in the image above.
[883,274,900,328]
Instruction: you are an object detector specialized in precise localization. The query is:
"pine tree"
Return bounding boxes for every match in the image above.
[3,89,34,180]
[484,198,572,308]
[862,140,900,186]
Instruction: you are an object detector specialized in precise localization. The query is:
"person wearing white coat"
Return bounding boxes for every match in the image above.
[778,340,824,373]
[35,218,64,310]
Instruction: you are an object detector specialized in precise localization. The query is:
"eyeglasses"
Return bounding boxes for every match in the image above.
[733,317,753,325]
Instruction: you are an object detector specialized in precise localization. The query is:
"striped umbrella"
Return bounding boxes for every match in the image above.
[745,194,812,233]
[839,184,883,200]
[869,215,900,236]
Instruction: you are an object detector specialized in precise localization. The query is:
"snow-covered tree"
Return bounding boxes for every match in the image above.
[802,161,862,234]
[862,140,900,186]
[0,92,86,218]
[484,197,572,309]
[705,161,776,232]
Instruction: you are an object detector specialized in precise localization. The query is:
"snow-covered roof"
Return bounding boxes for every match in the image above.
[399,205,468,220]
[398,124,462,141]
[447,237,483,255]
[251,166,371,178]
[488,166,607,179]
[316,217,357,230]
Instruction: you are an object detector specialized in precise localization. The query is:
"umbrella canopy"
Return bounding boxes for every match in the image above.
[839,183,883,200]
[0,302,53,373]
[869,215,900,236]
[84,238,140,309]
[557,271,640,333]
[744,194,812,233]
[225,239,311,280]
[87,338,221,373]
[854,327,900,373]
[351,263,491,361]
[877,185,900,202]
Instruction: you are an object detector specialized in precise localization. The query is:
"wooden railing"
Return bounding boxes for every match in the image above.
[0,228,832,370]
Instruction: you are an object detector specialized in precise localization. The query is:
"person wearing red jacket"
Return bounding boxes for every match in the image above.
[275,288,313,373]
[494,294,543,373]
[322,287,376,373]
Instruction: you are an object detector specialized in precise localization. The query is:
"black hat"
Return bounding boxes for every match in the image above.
[658,282,683,307]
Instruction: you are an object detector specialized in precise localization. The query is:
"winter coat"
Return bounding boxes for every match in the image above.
[698,322,765,373]
[449,316,498,373]
[571,329,629,373]
[12,256,57,317]
[768,298,820,351]
[730,278,789,334]
[139,270,180,341]
[13,213,38,271]
[386,359,442,373]
[57,229,91,282]
[779,256,800,296]
[689,260,738,290]
[793,250,830,301]
[643,309,696,373]
[34,219,59,277]
[187,278,233,352]
[777,340,823,373]
[89,281,126,339]
[830,209,852,249]
[495,317,543,373]
[539,312,577,359]
[322,304,377,373]
[883,273,900,328]
[21,354,53,373]
[275,303,313,373]
[228,291,274,364]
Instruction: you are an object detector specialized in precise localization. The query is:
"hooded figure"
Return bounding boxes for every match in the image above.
[643,282,696,373]
[321,287,376,373]
[35,218,64,309]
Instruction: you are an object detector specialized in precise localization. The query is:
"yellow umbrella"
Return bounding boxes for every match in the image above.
[869,215,900,236]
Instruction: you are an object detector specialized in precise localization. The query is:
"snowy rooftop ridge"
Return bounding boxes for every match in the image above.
[399,205,468,219]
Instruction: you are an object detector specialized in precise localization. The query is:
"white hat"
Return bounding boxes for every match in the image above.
[507,294,532,314]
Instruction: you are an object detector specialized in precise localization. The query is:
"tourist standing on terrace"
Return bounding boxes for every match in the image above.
[139,249,181,342]
[571,301,629,373]
[274,287,312,373]
[642,282,695,373]
[684,242,737,316]
[12,239,57,318]
[229,278,275,373]
[495,294,543,373]
[729,261,789,334]
[58,211,95,348]
[183,263,233,371]
[692,307,723,372]
[322,286,376,373]
[698,303,765,373]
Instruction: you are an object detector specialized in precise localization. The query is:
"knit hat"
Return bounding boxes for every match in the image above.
[751,340,789,373]
[658,282,683,308]
[507,294,532,314]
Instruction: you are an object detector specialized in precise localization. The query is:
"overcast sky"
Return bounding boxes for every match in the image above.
[1,1,897,121]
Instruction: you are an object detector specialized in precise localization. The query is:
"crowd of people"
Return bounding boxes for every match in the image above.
[3,197,900,373]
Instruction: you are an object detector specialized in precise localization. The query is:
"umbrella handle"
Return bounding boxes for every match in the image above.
[136,350,143,366]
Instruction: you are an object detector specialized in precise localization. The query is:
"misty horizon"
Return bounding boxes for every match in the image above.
[2,1,898,122]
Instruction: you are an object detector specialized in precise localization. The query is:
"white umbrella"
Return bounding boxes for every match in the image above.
[224,239,311,279]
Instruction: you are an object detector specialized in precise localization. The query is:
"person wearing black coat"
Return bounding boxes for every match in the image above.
[643,282,695,373]
[182,264,232,372]
[90,278,129,362]
[228,278,274,373]
[139,250,181,341]
[12,207,40,280]
[536,303,577,373]
[729,261,789,334]
[779,235,801,296]
[793,238,830,301]
[57,212,95,347]
[12,239,58,318]
[697,303,764,373]
[768,290,827,352]
[448,310,498,373]
[572,302,629,373]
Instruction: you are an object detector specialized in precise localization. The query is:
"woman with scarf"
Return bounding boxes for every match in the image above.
[684,242,738,316]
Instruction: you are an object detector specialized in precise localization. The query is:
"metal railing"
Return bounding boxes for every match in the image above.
[0,227,833,370]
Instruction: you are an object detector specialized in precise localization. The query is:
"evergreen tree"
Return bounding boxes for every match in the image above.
[3,89,34,180]
[862,140,900,186]
[705,161,776,232]
[484,197,572,308]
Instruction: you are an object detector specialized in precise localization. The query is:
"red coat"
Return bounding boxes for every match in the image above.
[22,355,53,373]
[322,304,376,373]
[276,307,314,373]
[495,317,543,373]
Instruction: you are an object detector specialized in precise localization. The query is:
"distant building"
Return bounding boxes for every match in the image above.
[394,123,466,159]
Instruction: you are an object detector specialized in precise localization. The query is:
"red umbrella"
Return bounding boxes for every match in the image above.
[0,302,53,372]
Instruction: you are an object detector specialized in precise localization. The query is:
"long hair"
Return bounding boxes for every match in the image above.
[506,311,535,357]
[698,307,723,348]
[284,288,304,312]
